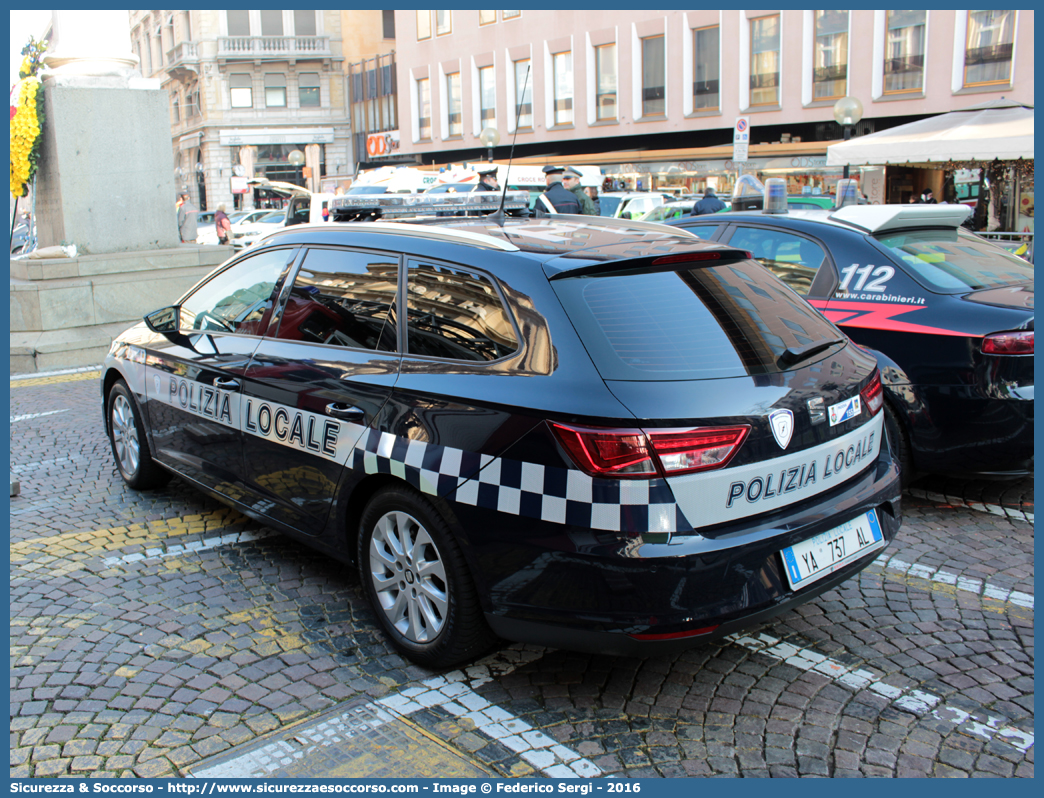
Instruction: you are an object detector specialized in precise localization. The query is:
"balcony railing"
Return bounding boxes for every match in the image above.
[166,40,200,67]
[218,36,332,60]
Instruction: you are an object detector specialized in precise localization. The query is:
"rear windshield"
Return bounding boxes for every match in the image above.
[875,228,1033,293]
[553,260,846,380]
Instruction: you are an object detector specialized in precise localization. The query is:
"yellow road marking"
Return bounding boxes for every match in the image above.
[11,370,101,388]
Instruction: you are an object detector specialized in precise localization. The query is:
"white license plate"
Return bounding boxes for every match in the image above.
[781,509,885,590]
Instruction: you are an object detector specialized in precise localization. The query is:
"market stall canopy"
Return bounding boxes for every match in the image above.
[826,98,1033,166]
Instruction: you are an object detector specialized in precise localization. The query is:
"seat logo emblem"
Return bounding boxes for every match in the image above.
[769,409,794,449]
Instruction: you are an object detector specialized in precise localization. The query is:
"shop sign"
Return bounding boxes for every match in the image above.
[366,131,401,158]
[219,128,335,146]
[230,176,249,195]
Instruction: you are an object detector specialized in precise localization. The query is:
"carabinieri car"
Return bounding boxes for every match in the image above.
[669,204,1034,482]
[102,214,902,668]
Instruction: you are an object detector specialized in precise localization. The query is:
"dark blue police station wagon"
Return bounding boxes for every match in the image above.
[102,216,902,668]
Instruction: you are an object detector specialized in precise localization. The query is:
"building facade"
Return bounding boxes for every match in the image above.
[128,9,349,212]
[393,10,1032,200]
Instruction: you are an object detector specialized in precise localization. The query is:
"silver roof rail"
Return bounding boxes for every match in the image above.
[269,221,520,252]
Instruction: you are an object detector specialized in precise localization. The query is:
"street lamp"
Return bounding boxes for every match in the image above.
[479,126,500,163]
[287,148,306,188]
[833,96,864,179]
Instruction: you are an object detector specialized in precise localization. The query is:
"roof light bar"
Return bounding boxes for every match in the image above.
[330,190,530,221]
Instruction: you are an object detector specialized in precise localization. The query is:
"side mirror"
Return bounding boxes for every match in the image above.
[144,306,179,333]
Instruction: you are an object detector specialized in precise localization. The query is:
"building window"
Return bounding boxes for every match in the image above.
[693,25,720,110]
[446,71,462,136]
[417,77,431,139]
[595,43,617,121]
[293,10,316,37]
[552,51,573,126]
[260,10,283,36]
[417,11,431,41]
[641,35,665,116]
[750,15,780,106]
[230,73,253,108]
[436,11,452,36]
[143,33,153,74]
[299,72,320,107]
[382,10,395,39]
[265,73,287,107]
[965,10,1014,86]
[479,11,496,26]
[514,59,533,129]
[479,65,496,127]
[503,11,521,20]
[813,11,848,100]
[226,10,249,37]
[172,96,180,123]
[884,10,926,94]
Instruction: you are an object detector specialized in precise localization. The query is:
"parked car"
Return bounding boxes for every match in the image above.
[638,201,696,222]
[233,211,287,250]
[668,203,1033,482]
[11,221,32,255]
[101,215,901,667]
[598,191,666,219]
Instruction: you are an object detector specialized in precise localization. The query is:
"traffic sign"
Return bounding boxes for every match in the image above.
[733,116,750,164]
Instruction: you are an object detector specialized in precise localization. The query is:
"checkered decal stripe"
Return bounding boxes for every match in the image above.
[349,428,695,534]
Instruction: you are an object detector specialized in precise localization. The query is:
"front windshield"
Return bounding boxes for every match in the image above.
[875,229,1033,293]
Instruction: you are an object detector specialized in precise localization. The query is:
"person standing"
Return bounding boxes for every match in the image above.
[585,186,602,215]
[537,166,581,214]
[214,204,232,245]
[177,192,198,243]
[562,167,597,215]
[690,187,727,216]
[917,188,937,204]
[474,166,500,192]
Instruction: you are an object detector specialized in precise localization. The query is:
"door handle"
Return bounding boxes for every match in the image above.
[325,403,365,422]
[213,377,240,390]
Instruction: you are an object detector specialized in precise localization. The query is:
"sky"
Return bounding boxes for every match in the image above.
[10,9,52,89]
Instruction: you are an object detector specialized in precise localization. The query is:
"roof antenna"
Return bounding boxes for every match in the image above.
[487,63,531,224]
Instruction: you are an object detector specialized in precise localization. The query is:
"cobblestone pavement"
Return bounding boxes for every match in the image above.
[10,369,1034,779]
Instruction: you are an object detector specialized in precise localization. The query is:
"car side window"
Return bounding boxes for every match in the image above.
[682,224,720,240]
[725,226,827,295]
[405,261,519,362]
[179,248,293,335]
[271,247,399,351]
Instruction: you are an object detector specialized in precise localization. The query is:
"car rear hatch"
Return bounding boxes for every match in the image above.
[546,244,886,533]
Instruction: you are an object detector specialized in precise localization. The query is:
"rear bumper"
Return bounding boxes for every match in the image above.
[456,449,902,655]
[908,386,1033,476]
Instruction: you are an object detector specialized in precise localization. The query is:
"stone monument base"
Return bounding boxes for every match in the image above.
[10,245,232,373]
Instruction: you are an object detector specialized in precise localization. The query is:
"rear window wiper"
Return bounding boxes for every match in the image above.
[777,337,846,368]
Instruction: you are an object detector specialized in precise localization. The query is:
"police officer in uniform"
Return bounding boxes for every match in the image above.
[474,166,499,191]
[537,165,581,214]
[562,167,597,215]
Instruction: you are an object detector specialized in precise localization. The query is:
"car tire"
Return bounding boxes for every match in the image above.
[107,380,172,490]
[883,402,914,489]
[358,486,497,668]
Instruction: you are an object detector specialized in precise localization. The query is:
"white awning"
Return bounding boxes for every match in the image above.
[826,99,1033,167]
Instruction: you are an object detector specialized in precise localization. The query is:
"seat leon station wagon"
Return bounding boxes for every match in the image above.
[102,215,902,668]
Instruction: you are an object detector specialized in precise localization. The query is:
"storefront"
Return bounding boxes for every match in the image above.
[219,127,337,210]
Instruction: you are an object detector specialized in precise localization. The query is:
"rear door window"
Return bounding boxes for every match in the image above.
[552,260,846,380]
[405,260,520,361]
[725,226,829,295]
[874,229,1033,292]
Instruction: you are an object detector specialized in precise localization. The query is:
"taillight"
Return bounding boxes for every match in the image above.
[646,427,749,475]
[860,369,884,416]
[551,423,750,479]
[982,330,1034,355]
[550,424,657,477]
